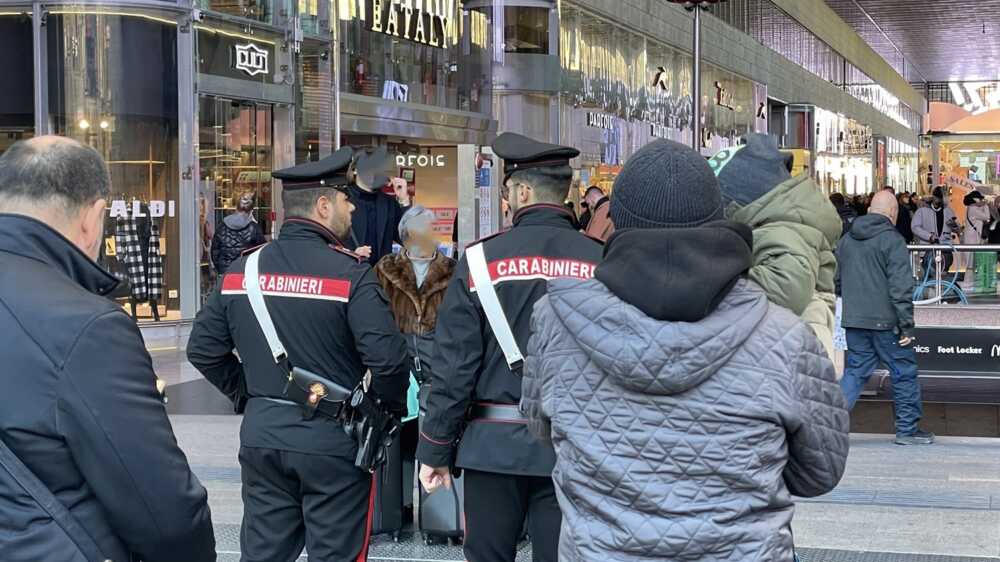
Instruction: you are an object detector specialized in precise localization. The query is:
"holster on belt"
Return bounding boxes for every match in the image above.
[283,367,351,420]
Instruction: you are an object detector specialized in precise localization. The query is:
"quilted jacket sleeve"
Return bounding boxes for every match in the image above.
[748,223,819,316]
[521,296,553,442]
[779,324,851,498]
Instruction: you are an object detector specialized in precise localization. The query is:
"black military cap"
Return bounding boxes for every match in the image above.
[492,132,579,181]
[272,146,354,190]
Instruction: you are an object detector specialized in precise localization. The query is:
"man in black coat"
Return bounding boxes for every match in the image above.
[349,174,411,265]
[0,136,215,562]
[188,147,410,562]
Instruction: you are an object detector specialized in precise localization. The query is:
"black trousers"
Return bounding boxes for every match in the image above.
[239,446,374,562]
[463,469,561,562]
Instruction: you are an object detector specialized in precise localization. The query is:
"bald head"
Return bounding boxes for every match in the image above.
[0,135,111,259]
[869,190,899,225]
[0,135,110,213]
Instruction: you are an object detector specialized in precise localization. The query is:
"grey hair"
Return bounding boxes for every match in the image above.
[398,205,436,242]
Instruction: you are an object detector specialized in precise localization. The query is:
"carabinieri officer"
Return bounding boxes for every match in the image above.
[417,133,604,562]
[187,146,410,562]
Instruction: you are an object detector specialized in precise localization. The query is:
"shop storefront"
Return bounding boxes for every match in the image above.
[333,0,497,246]
[0,0,496,332]
[558,2,757,195]
[3,5,303,324]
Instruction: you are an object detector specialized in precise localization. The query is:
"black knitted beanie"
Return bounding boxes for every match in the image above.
[609,139,724,230]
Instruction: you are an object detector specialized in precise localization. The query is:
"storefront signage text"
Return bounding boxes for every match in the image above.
[715,81,735,110]
[650,123,671,139]
[586,112,614,130]
[909,327,1000,376]
[234,43,269,77]
[396,153,447,167]
[108,199,177,219]
[369,0,451,48]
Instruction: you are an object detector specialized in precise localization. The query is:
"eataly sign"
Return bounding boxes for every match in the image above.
[369,0,454,48]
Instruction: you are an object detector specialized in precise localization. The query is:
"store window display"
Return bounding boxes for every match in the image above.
[0,17,34,157]
[338,0,492,113]
[48,13,181,321]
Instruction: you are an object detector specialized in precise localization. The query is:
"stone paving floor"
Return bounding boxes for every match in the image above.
[171,415,1000,562]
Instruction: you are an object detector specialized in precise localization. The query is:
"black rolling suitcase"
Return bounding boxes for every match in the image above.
[371,433,404,541]
[417,383,465,545]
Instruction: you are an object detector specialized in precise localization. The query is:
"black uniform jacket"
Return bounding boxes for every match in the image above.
[416,205,603,476]
[0,214,215,562]
[187,217,410,457]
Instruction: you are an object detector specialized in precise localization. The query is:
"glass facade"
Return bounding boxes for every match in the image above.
[707,0,922,133]
[48,13,183,320]
[560,3,755,187]
[504,6,549,54]
[0,16,35,155]
[2,0,492,324]
[337,0,492,113]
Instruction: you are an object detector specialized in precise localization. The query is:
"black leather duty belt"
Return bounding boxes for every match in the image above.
[469,403,528,423]
[255,396,346,420]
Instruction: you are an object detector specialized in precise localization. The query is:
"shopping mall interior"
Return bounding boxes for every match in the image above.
[4,1,1000,561]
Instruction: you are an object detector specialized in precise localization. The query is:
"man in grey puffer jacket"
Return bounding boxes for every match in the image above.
[522,139,850,562]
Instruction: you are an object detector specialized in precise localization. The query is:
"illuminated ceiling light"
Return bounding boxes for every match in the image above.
[78,119,90,130]
[99,120,110,130]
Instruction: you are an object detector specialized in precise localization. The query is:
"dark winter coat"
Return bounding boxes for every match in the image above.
[0,214,215,562]
[835,203,858,236]
[211,212,266,274]
[347,185,408,265]
[416,204,604,477]
[837,213,915,334]
[188,218,410,456]
[374,251,455,336]
[374,251,456,383]
[522,224,850,562]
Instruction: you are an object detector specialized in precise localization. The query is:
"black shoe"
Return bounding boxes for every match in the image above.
[894,429,935,445]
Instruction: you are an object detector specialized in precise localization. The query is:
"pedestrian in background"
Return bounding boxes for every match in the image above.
[912,186,957,278]
[961,191,995,294]
[837,190,934,445]
[0,136,216,562]
[522,139,849,562]
[888,187,913,244]
[211,191,266,274]
[830,192,858,236]
[582,185,613,241]
[709,134,842,358]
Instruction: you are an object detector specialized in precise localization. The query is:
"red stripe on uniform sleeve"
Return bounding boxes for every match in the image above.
[222,273,245,292]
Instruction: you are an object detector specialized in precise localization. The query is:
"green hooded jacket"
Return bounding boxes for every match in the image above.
[726,174,843,358]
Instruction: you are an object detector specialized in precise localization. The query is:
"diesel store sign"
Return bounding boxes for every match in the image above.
[911,327,1000,375]
[368,0,454,48]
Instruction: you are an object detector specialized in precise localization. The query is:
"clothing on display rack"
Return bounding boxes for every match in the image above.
[114,204,164,321]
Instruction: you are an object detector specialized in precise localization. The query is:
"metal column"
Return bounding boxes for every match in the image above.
[177,18,199,318]
[333,0,341,149]
[32,2,50,135]
[691,5,701,151]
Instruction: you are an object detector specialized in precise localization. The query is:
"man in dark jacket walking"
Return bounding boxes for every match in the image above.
[837,190,933,445]
[0,136,215,562]
[211,192,266,273]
